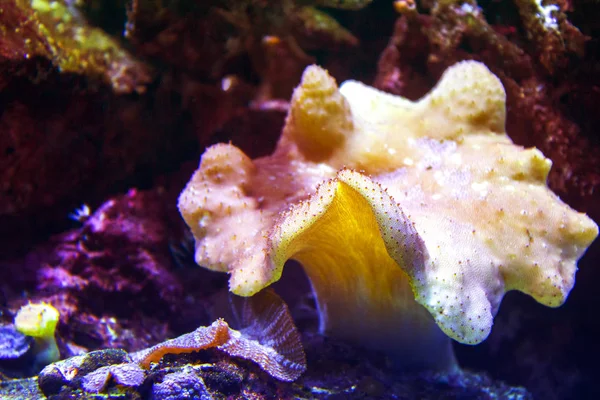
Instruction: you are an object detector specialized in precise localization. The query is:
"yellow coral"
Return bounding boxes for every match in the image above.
[179,61,597,370]
[15,302,61,368]
[15,302,59,339]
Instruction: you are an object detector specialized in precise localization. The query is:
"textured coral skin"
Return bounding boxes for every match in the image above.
[374,7,600,225]
[133,319,230,369]
[14,303,59,339]
[132,290,306,381]
[179,62,597,369]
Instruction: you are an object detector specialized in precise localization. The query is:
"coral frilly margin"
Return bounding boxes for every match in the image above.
[178,61,598,371]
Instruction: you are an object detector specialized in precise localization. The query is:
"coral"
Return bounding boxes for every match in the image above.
[132,289,306,382]
[0,326,31,362]
[152,369,213,400]
[314,0,373,9]
[513,0,587,74]
[2,189,191,358]
[14,302,60,370]
[32,333,533,399]
[372,5,600,391]
[376,0,600,224]
[212,0,365,59]
[14,303,59,342]
[125,0,368,100]
[0,0,377,254]
[0,377,44,399]
[82,362,145,393]
[37,348,132,396]
[133,319,230,368]
[178,62,597,370]
[0,1,254,253]
[211,0,370,99]
[0,66,250,255]
[0,0,151,93]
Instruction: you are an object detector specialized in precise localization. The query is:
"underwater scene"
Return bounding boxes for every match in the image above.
[1,0,599,399]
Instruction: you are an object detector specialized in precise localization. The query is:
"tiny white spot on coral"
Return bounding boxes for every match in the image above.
[471,181,489,197]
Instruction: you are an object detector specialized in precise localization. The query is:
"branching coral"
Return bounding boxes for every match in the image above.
[178,61,598,370]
